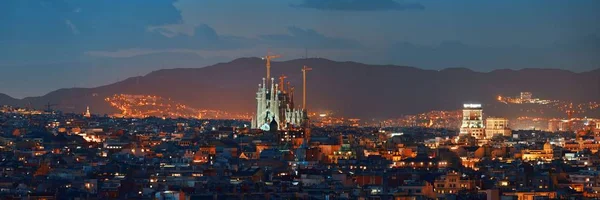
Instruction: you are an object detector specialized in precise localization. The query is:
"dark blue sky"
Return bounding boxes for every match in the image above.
[1,0,599,98]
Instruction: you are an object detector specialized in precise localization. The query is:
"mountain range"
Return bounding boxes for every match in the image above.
[0,58,598,119]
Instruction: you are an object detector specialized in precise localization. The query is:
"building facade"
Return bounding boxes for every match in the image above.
[485,118,511,138]
[434,171,478,196]
[251,78,306,130]
[460,104,485,139]
[522,142,554,162]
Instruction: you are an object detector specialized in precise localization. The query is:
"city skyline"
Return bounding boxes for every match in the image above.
[2,1,600,199]
[1,0,599,98]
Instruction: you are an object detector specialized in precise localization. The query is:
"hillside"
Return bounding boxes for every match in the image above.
[0,58,598,119]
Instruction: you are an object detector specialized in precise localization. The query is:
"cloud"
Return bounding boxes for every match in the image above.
[260,27,362,49]
[0,0,182,39]
[0,0,261,66]
[377,40,600,72]
[0,0,183,64]
[87,26,358,57]
[65,19,79,35]
[292,0,424,11]
[131,24,256,50]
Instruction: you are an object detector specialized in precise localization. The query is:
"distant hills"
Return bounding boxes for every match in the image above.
[0,58,598,119]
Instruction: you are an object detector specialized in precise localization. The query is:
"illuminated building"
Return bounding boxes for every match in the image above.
[328,135,356,164]
[251,55,307,130]
[511,117,548,131]
[193,145,216,164]
[564,139,600,153]
[520,92,532,102]
[84,106,91,118]
[485,118,511,138]
[251,77,304,130]
[497,92,555,105]
[521,142,553,162]
[433,171,478,195]
[569,171,599,189]
[502,192,557,200]
[548,119,561,132]
[550,119,577,132]
[460,104,485,139]
[394,157,448,169]
[348,118,361,127]
[596,120,600,136]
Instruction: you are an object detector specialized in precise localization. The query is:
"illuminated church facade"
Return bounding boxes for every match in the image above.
[251,77,306,130]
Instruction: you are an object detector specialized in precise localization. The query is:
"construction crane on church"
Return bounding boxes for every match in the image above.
[262,53,281,82]
[278,74,288,93]
[290,85,295,108]
[302,65,312,110]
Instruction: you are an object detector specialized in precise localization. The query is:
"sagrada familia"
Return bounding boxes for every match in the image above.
[251,54,309,131]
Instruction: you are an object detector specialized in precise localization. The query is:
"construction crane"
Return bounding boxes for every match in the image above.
[289,83,295,107]
[566,103,574,131]
[278,74,288,93]
[302,65,312,110]
[262,53,281,81]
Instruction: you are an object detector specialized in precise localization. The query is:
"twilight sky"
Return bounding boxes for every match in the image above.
[1,0,599,98]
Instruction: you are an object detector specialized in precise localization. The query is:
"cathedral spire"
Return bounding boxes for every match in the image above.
[290,86,295,108]
[270,78,275,100]
[84,106,91,118]
[251,53,308,130]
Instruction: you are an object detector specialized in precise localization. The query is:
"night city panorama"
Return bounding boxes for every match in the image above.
[0,0,599,199]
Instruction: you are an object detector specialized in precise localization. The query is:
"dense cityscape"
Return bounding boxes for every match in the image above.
[0,56,599,200]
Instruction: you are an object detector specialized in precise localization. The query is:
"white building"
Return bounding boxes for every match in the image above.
[460,104,485,139]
